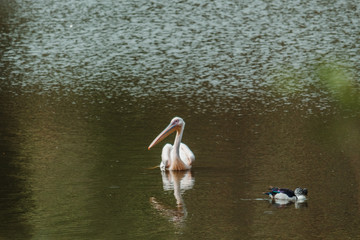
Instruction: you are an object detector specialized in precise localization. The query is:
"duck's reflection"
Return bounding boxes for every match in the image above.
[268,198,308,209]
[150,170,194,227]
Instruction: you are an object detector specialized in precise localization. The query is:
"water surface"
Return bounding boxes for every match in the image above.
[1,0,360,239]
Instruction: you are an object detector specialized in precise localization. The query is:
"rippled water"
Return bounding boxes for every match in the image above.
[3,0,359,106]
[1,0,360,239]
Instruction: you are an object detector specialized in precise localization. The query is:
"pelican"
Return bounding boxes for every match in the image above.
[148,117,195,171]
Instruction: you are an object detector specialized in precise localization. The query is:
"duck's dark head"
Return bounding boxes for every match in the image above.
[294,187,308,196]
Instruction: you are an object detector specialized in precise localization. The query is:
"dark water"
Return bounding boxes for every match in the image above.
[1,0,360,239]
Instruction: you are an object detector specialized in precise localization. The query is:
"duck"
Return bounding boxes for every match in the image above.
[264,186,308,201]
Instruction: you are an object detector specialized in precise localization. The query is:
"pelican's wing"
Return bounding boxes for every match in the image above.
[160,143,172,171]
[180,143,195,166]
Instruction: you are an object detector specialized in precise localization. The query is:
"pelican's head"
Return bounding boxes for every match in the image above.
[148,117,185,150]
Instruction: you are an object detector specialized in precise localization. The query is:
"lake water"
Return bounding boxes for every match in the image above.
[1,0,360,239]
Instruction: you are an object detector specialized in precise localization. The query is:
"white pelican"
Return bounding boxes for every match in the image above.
[148,117,195,171]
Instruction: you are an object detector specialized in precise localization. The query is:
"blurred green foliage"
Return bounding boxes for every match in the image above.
[316,60,360,112]
[273,58,360,115]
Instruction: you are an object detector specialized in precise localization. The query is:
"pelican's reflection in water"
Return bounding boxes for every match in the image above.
[150,170,194,227]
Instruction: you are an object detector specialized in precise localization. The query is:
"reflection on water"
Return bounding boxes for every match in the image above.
[150,171,194,229]
[266,199,308,210]
[241,197,308,212]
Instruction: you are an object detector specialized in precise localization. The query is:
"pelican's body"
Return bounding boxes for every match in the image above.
[148,117,195,171]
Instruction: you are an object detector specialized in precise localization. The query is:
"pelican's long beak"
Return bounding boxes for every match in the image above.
[148,122,177,150]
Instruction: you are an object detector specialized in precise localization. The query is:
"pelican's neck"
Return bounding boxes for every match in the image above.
[173,124,184,158]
